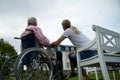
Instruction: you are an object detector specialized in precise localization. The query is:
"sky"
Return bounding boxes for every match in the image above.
[0,0,120,52]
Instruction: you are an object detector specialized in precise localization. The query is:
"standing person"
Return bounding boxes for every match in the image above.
[50,19,97,80]
[20,17,50,64]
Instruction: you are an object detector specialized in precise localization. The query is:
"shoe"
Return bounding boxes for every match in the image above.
[69,72,77,78]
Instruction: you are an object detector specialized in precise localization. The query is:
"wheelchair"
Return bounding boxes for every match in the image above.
[15,47,53,80]
[14,46,68,80]
[14,33,68,80]
[0,55,18,80]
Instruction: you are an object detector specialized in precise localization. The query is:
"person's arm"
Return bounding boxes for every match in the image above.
[50,35,66,46]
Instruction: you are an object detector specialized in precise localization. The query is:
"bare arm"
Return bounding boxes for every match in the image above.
[50,35,66,46]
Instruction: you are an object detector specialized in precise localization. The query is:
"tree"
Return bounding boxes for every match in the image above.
[0,38,17,67]
[0,38,17,56]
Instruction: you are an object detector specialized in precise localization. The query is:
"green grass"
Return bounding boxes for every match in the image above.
[2,70,120,80]
[68,71,120,80]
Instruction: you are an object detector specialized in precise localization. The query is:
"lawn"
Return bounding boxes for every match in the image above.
[1,70,120,80]
[68,71,120,80]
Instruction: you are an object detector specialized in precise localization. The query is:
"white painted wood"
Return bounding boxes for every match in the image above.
[77,25,120,80]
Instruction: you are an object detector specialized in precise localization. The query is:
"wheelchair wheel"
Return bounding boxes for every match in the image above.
[15,47,53,80]
[0,55,18,80]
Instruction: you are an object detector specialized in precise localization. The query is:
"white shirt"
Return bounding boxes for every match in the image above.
[62,28,95,49]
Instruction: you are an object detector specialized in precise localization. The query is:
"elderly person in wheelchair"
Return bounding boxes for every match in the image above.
[20,17,50,65]
[19,17,67,80]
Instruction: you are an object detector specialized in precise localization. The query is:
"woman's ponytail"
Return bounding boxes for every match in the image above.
[70,26,80,35]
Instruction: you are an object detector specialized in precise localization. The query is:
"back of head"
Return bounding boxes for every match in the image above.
[27,17,37,26]
[62,19,71,29]
[62,19,80,34]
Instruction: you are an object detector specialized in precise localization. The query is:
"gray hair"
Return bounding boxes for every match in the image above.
[27,17,37,25]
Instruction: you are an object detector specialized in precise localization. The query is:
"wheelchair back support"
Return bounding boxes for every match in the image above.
[21,33,37,65]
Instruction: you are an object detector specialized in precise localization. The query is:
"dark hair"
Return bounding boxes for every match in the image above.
[62,19,71,28]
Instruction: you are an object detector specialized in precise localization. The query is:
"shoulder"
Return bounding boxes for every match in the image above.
[63,28,73,37]
[29,26,41,30]
[64,28,75,35]
[64,28,73,32]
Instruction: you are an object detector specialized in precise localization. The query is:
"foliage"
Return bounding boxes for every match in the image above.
[0,38,17,68]
[0,38,17,56]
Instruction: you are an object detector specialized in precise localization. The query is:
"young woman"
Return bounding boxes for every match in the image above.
[50,19,97,80]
